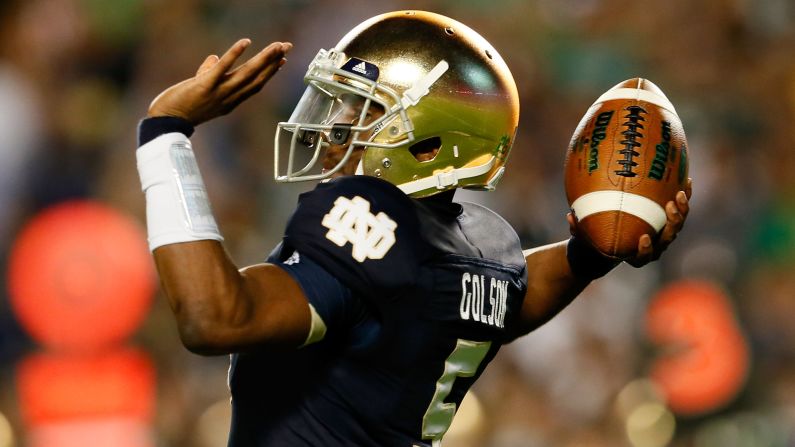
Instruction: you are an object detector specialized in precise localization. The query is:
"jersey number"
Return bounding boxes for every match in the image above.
[421,339,491,444]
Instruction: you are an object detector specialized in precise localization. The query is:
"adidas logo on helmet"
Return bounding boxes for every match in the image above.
[351,61,367,74]
[340,58,379,81]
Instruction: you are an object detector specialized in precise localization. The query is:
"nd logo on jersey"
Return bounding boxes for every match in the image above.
[321,196,398,262]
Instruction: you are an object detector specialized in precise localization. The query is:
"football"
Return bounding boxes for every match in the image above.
[564,78,689,259]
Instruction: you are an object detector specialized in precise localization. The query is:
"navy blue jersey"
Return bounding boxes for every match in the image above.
[228,176,527,447]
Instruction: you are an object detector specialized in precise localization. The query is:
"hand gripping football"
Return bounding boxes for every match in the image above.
[564,78,689,259]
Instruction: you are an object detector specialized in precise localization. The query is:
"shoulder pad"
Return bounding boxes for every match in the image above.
[284,176,427,297]
[458,202,526,270]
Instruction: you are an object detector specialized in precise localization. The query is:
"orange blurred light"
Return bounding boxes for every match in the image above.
[26,418,155,447]
[645,280,750,416]
[16,348,156,427]
[7,200,155,351]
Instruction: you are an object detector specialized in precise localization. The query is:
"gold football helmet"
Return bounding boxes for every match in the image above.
[274,10,519,198]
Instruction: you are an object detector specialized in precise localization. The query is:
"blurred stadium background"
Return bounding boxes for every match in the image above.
[1,0,794,446]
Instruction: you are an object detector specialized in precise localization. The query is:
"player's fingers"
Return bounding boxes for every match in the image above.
[628,234,654,267]
[566,212,577,236]
[653,201,682,251]
[675,190,690,218]
[219,57,289,115]
[666,200,685,232]
[632,181,692,270]
[226,42,291,87]
[222,56,287,108]
[207,38,252,82]
[196,55,220,76]
[685,177,693,200]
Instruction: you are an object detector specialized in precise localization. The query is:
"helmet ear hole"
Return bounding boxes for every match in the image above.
[409,137,441,162]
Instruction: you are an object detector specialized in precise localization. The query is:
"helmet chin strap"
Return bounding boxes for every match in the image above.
[396,156,497,196]
[400,60,449,108]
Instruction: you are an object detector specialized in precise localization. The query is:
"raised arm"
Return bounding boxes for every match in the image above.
[138,39,313,355]
[153,242,311,354]
[513,180,692,336]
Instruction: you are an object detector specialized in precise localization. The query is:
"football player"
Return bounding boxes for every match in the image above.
[136,11,691,447]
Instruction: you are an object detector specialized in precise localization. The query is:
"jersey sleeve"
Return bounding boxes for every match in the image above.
[282,176,428,300]
[266,244,361,343]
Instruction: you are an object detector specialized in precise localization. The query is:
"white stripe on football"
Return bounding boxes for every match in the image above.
[571,191,668,232]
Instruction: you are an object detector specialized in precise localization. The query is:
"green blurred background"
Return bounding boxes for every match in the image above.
[1,0,794,446]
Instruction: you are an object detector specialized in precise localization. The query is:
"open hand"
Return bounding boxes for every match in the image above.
[567,178,693,268]
[147,39,292,126]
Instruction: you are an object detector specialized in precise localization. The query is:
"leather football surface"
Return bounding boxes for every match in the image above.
[564,78,689,259]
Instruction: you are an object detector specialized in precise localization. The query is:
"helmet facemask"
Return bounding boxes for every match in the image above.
[275,49,416,182]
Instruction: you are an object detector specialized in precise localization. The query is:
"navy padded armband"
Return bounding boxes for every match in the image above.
[566,236,621,281]
[137,116,195,147]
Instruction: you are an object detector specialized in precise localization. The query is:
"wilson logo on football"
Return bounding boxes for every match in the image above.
[321,196,397,262]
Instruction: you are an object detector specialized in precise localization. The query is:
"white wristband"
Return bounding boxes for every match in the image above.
[136,132,223,251]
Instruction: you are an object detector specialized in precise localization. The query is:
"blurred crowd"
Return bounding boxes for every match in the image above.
[1,0,794,446]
